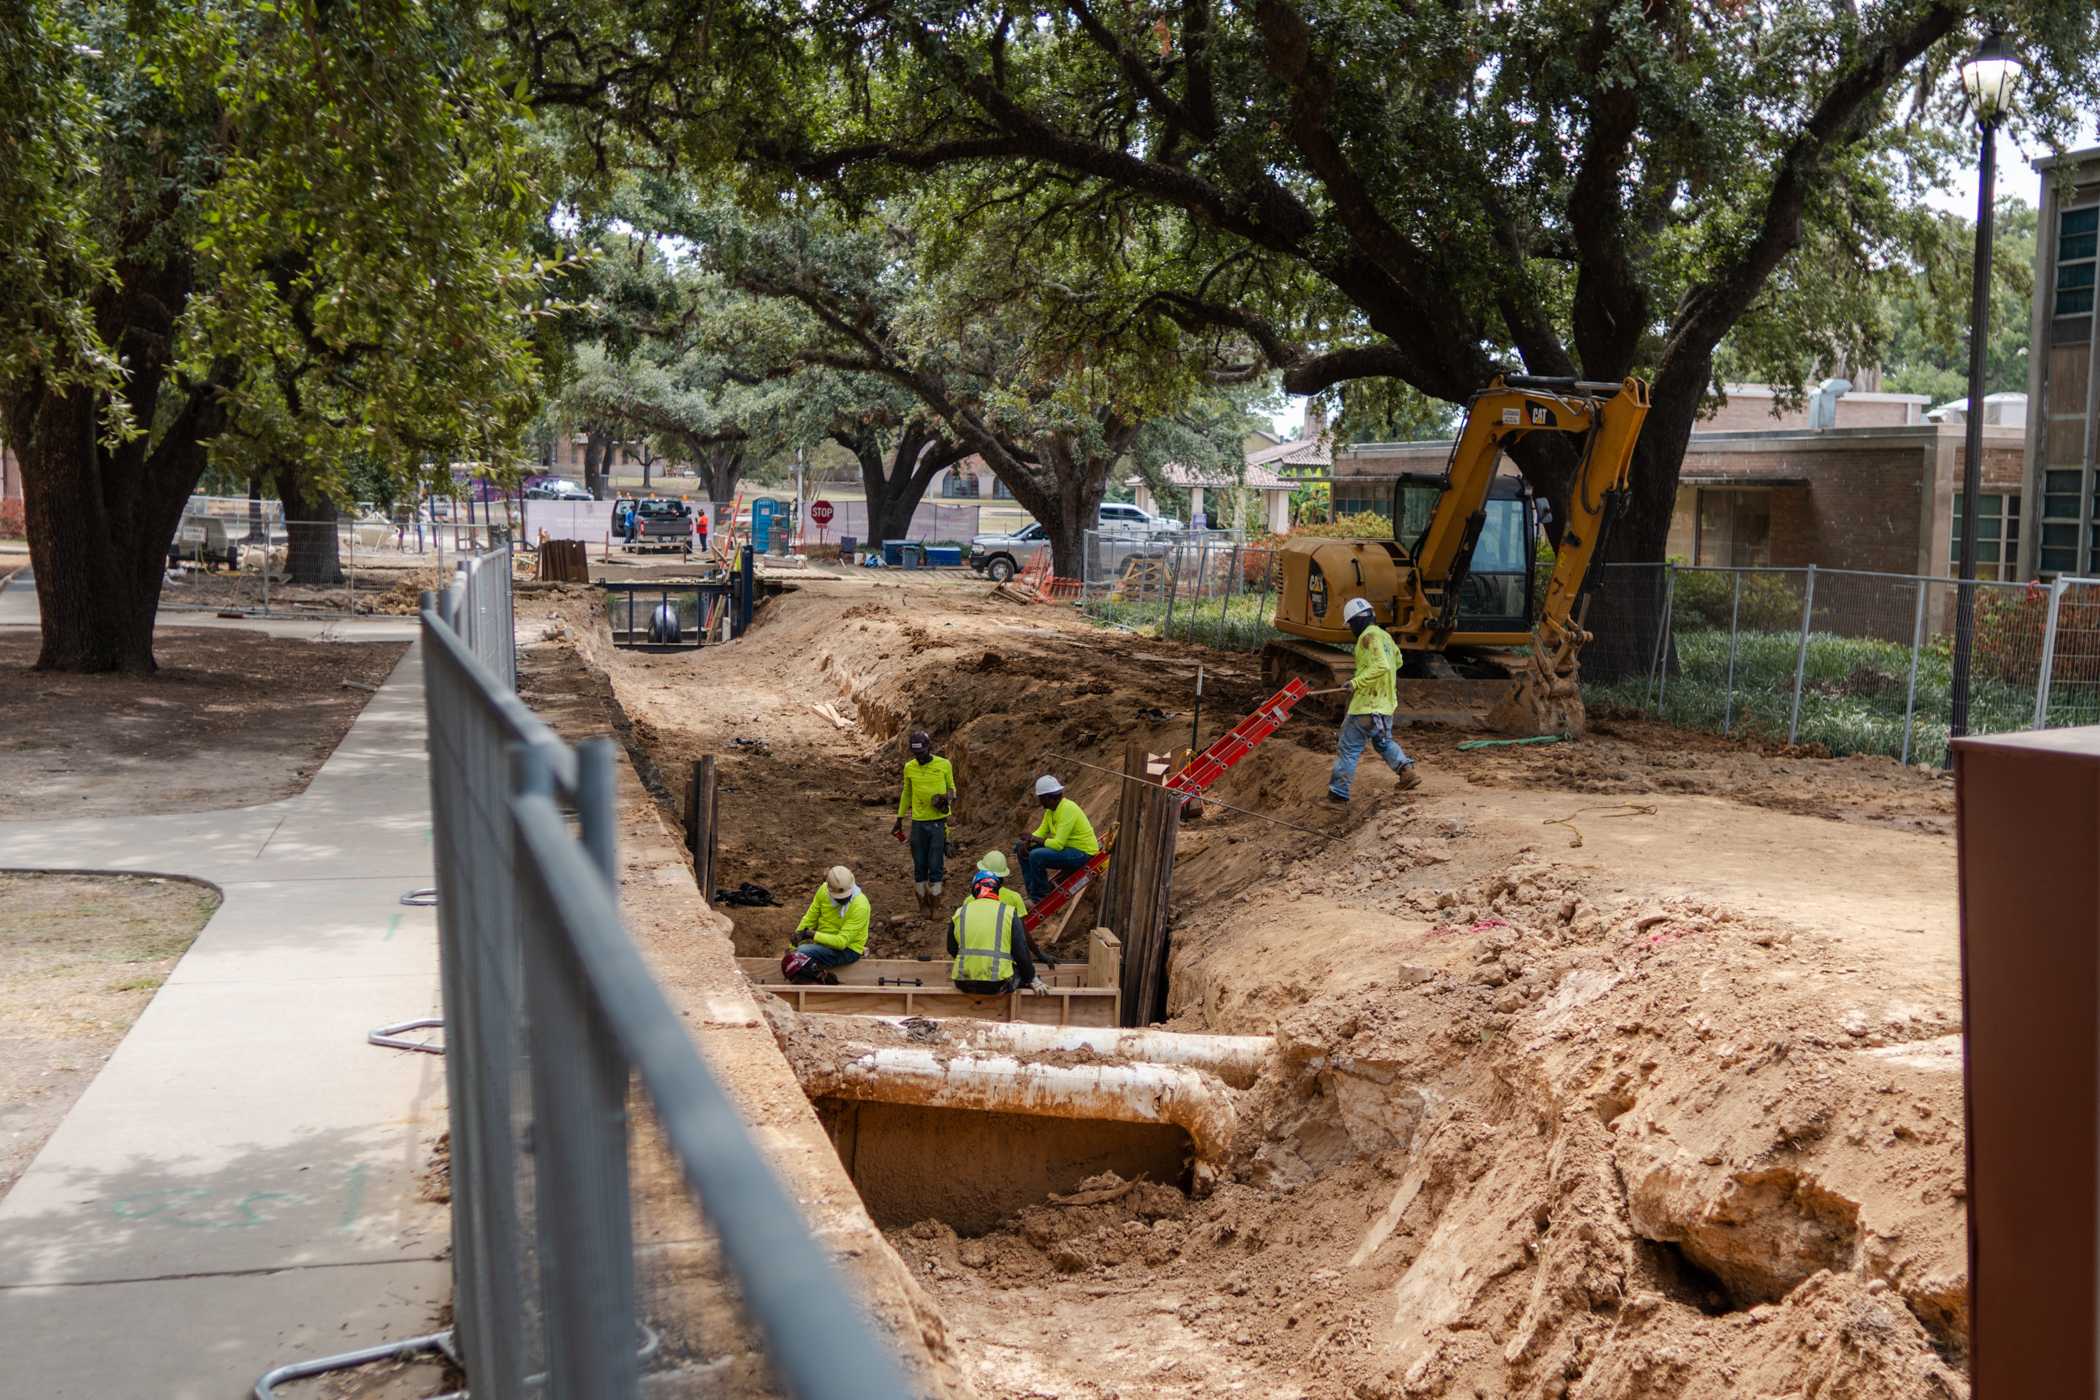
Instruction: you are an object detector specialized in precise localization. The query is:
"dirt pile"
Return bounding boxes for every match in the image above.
[554,573,1969,1399]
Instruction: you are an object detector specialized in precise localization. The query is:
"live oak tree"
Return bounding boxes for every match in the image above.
[699,195,1256,576]
[505,0,2100,574]
[1,1,546,670]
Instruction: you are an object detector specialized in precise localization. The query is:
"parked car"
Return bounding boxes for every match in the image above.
[967,505,1183,581]
[524,476,595,501]
[613,496,694,553]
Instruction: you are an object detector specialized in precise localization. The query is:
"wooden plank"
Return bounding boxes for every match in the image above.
[689,757,717,901]
[746,983,1119,1027]
[1086,929,1121,990]
[735,956,1089,988]
[1097,738,1147,936]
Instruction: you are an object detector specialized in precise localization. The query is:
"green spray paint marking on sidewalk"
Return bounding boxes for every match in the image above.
[338,1162,368,1229]
[384,914,402,941]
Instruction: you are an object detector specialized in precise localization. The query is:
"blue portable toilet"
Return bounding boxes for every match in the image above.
[752,497,777,552]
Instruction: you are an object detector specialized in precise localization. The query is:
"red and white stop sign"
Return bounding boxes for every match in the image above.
[810,500,835,526]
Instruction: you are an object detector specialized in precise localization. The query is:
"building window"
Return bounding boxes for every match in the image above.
[1952,492,2022,580]
[941,472,981,499]
[1694,489,1771,567]
[2056,205,2097,332]
[1332,479,1392,519]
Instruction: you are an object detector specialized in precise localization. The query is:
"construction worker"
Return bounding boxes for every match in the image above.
[893,729,957,913]
[1329,596,1420,802]
[976,850,1028,920]
[1016,775,1098,901]
[781,865,871,984]
[948,869,1035,996]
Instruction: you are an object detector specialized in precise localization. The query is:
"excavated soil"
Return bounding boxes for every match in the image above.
[540,569,1968,1399]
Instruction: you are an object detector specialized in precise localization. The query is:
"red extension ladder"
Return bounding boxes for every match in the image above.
[1021,677,1310,933]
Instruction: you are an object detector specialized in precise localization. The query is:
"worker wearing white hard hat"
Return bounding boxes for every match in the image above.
[1014,774,1099,901]
[781,865,871,984]
[1329,597,1421,803]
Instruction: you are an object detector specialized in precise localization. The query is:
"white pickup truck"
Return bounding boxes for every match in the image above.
[967,503,1183,581]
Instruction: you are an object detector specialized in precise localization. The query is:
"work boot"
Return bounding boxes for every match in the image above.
[913,880,929,914]
[1394,764,1422,792]
[929,881,943,904]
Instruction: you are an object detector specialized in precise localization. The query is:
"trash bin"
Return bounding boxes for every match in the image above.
[897,542,924,570]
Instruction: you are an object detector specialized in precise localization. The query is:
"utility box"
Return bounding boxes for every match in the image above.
[1953,725,2100,1396]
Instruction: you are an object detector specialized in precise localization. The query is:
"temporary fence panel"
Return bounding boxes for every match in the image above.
[1078,530,1278,649]
[417,547,903,1399]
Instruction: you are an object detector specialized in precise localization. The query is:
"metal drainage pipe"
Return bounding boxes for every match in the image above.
[857,1017,1275,1089]
[805,1046,1238,1192]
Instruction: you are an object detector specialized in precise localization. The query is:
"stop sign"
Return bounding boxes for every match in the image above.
[810,500,835,526]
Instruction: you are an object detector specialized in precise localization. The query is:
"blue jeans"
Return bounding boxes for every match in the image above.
[1329,713,1411,799]
[792,941,861,969]
[910,819,948,884]
[1024,844,1092,900]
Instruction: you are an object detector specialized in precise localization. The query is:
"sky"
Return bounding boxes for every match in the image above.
[1269,110,2100,438]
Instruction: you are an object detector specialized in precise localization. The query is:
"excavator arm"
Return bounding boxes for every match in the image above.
[1480,375,1651,734]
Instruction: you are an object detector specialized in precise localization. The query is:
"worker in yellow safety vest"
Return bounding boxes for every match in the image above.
[781,865,871,985]
[1015,775,1098,901]
[892,729,957,914]
[975,850,1028,920]
[948,870,1037,996]
[1328,597,1421,803]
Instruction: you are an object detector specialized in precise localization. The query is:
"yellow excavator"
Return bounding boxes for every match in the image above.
[1265,373,1651,735]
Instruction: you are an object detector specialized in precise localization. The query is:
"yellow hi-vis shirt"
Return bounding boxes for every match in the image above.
[898,755,956,821]
[1349,623,1401,717]
[997,886,1029,920]
[795,885,871,955]
[1031,797,1099,854]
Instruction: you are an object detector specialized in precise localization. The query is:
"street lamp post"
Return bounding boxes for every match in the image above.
[1949,29,2024,744]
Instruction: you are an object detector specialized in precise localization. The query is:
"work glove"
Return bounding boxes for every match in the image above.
[1030,977,1049,994]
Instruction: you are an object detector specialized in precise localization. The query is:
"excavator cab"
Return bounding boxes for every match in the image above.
[1394,474,1535,637]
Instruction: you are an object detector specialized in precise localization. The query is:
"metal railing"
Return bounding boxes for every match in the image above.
[418,547,906,1398]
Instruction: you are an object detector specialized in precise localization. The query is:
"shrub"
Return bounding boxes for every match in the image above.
[1287,511,1393,541]
[0,497,21,539]
[1672,566,1803,632]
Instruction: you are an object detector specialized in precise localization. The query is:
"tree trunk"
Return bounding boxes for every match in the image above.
[274,467,344,585]
[583,426,612,500]
[695,445,745,521]
[11,385,211,674]
[852,424,964,547]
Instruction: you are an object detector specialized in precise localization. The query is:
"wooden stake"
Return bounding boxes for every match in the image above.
[686,757,718,901]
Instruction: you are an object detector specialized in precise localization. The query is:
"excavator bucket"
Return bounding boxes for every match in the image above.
[1482,617,1587,737]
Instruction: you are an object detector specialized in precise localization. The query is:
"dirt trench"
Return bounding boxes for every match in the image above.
[528,571,1968,1400]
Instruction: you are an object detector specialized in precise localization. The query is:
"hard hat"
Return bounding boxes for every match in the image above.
[972,871,1002,897]
[977,850,1011,877]
[826,865,855,897]
[1342,597,1375,624]
[1034,775,1063,797]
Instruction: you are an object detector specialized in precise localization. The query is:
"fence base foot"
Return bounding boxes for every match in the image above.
[255,1328,460,1400]
[368,1017,445,1055]
[400,887,438,907]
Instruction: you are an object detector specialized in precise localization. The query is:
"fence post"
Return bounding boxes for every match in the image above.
[1214,541,1239,649]
[2033,576,2072,730]
[1191,535,1211,645]
[1646,564,1676,714]
[1721,571,1743,735]
[1161,541,1181,639]
[1788,564,1817,745]
[346,520,357,617]
[1901,578,1928,766]
[516,741,639,1399]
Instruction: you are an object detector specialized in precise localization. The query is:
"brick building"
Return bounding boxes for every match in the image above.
[2018,144,2100,578]
[1328,384,2018,580]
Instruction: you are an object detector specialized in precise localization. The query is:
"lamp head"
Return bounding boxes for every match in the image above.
[1960,29,2024,125]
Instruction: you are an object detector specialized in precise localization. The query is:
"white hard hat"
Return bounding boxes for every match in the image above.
[1034,775,1064,797]
[826,865,855,897]
[1342,597,1375,624]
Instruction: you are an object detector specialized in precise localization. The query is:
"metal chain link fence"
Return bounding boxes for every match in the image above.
[162,513,514,619]
[419,550,906,1399]
[1077,536,2100,765]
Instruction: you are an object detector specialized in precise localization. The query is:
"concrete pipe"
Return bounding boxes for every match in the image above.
[807,1046,1239,1192]
[857,1017,1275,1089]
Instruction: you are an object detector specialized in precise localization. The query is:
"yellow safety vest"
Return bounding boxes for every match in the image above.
[950,898,1018,984]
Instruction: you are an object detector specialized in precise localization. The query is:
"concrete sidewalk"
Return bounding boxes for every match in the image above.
[0,644,448,1398]
[0,571,423,642]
